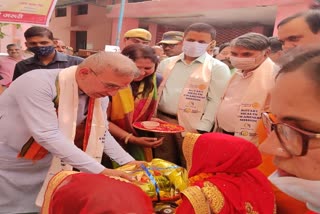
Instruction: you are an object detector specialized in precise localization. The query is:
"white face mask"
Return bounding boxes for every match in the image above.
[182,41,209,58]
[269,171,320,213]
[230,56,257,71]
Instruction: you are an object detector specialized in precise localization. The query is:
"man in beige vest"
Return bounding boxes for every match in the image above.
[155,23,230,167]
[215,33,274,145]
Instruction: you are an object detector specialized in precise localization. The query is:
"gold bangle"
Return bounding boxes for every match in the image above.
[124,133,133,144]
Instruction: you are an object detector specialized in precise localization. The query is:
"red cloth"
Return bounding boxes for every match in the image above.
[177,133,275,214]
[49,173,154,214]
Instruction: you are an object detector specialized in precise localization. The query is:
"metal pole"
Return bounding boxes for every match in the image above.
[115,0,125,46]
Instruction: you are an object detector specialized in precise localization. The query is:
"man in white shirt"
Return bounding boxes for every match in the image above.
[0,52,140,213]
[155,23,230,167]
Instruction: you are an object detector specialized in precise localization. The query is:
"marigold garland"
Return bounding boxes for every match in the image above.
[188,172,215,185]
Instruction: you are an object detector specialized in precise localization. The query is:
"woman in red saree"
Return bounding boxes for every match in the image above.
[176,133,275,214]
[107,44,163,163]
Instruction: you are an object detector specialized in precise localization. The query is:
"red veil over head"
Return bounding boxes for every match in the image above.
[177,133,275,214]
[42,172,154,214]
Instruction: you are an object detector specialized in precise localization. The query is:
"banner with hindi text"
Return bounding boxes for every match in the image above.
[0,0,57,26]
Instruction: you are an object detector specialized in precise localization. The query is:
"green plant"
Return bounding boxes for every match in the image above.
[0,23,21,39]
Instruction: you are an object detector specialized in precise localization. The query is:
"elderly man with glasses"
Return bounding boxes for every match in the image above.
[0,52,142,213]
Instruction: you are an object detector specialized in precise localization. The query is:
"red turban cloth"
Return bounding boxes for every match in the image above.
[176,133,275,214]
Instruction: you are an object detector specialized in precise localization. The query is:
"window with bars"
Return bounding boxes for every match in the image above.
[55,8,67,17]
[77,4,88,15]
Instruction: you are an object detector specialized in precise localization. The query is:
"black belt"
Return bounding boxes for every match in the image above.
[158,111,177,119]
[222,129,235,135]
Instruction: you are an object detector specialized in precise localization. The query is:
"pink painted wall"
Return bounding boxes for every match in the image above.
[49,4,112,51]
[107,0,312,18]
[111,18,139,49]
[2,0,313,53]
[148,23,158,45]
[108,0,314,46]
[49,6,72,46]
[0,24,31,53]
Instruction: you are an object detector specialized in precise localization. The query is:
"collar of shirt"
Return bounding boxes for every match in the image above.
[177,52,208,65]
[24,51,69,65]
[235,70,253,79]
[6,56,23,62]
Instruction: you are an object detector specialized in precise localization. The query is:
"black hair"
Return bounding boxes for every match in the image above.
[6,44,20,49]
[277,10,320,34]
[121,43,159,98]
[218,42,230,53]
[24,26,54,40]
[184,23,216,40]
[268,37,282,53]
[230,33,270,51]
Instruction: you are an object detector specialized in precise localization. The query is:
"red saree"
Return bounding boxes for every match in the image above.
[176,133,275,214]
[42,171,154,214]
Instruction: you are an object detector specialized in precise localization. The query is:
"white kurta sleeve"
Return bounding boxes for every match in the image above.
[197,62,231,132]
[103,130,135,165]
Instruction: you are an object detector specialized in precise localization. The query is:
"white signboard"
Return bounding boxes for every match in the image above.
[104,45,120,53]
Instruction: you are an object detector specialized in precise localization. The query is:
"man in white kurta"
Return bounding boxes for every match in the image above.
[0,52,138,213]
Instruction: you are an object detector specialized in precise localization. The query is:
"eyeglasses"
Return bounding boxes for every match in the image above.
[90,69,127,90]
[261,112,320,156]
[161,44,177,49]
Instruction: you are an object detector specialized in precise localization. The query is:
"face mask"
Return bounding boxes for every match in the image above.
[29,46,55,57]
[230,56,257,71]
[182,41,208,58]
[269,171,320,213]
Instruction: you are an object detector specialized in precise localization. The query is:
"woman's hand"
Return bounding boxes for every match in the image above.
[100,168,134,181]
[130,136,164,148]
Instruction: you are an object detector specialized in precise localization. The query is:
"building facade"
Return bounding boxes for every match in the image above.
[0,0,316,53]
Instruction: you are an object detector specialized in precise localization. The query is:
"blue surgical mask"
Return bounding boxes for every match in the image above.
[182,41,209,58]
[29,46,55,57]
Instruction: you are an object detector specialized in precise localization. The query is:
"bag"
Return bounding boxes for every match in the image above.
[117,158,188,201]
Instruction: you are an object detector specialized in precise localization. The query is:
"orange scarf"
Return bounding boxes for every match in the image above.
[17,77,95,161]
